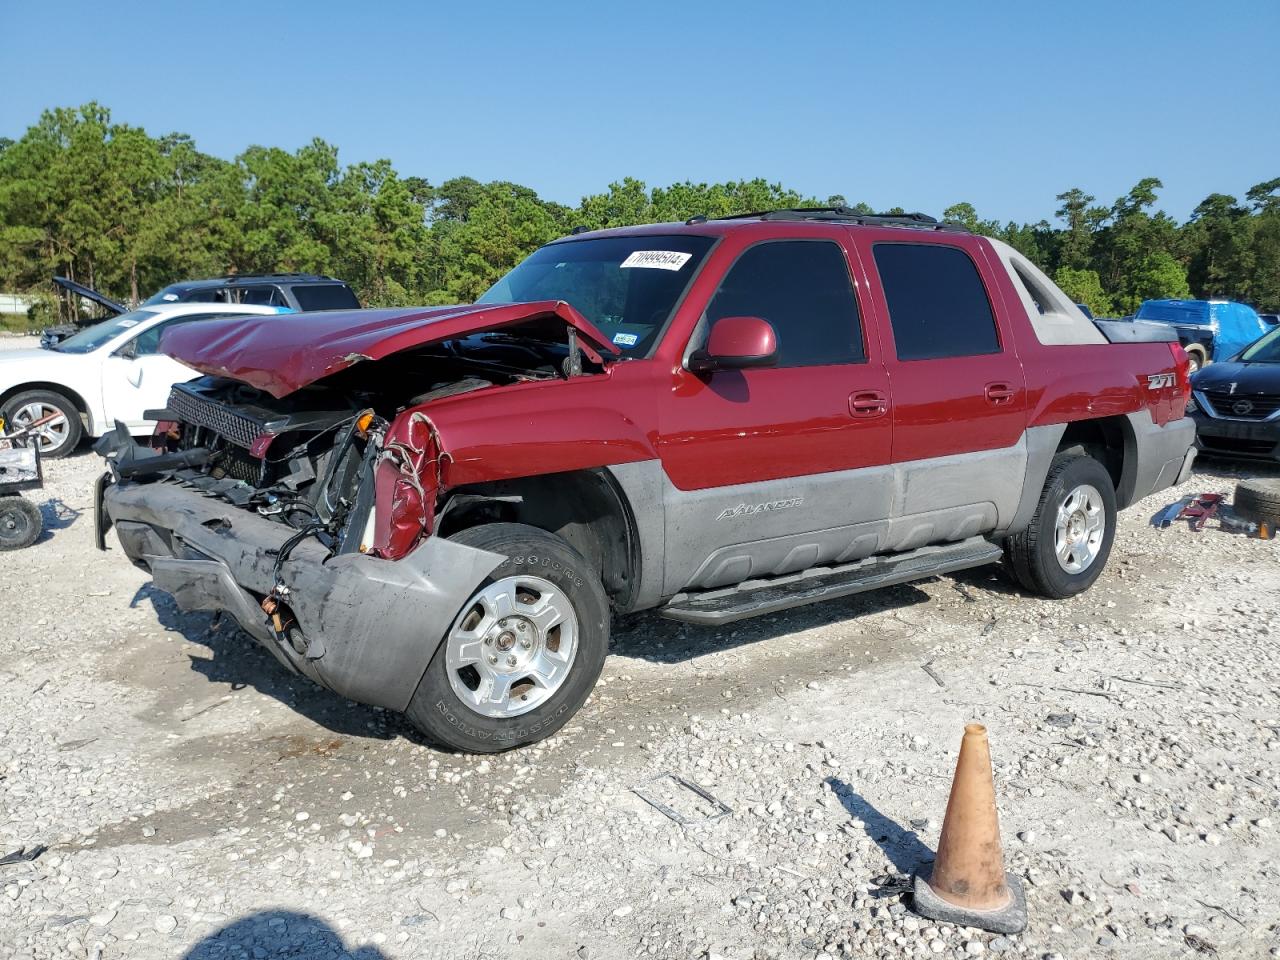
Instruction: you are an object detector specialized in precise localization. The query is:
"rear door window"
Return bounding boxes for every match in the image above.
[703,240,864,367]
[873,244,1000,360]
[238,286,289,307]
[292,284,361,311]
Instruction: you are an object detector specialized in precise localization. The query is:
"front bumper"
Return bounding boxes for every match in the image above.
[1190,411,1280,462]
[103,480,504,712]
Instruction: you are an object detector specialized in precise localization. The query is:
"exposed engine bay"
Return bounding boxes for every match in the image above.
[107,334,580,556]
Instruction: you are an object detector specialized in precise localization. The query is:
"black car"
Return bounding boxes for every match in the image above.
[42,274,360,346]
[1189,325,1280,462]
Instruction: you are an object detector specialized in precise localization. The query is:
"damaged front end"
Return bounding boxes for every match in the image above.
[96,301,615,711]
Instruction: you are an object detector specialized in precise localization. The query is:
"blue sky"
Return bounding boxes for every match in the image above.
[5,0,1278,224]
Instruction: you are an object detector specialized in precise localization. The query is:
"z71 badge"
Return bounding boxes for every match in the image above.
[1146,373,1176,389]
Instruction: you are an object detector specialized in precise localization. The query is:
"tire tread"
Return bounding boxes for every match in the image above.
[1004,453,1116,599]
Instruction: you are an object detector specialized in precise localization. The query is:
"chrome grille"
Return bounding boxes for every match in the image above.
[1202,391,1280,420]
[167,387,261,449]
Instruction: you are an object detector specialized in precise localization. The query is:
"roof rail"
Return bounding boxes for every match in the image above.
[218,273,340,282]
[717,207,969,233]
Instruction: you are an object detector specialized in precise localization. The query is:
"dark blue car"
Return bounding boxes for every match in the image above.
[1190,324,1280,461]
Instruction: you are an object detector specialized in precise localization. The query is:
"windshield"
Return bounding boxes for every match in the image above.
[478,235,715,355]
[142,284,191,306]
[1239,327,1280,363]
[53,310,159,354]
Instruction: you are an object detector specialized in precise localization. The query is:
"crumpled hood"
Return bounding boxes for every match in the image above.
[159,301,619,398]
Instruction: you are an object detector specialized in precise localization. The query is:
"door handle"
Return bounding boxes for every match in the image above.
[985,382,1015,405]
[849,391,889,418]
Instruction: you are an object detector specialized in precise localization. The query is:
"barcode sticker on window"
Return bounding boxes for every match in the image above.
[620,250,692,271]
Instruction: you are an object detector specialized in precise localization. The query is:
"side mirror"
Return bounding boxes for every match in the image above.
[688,316,778,373]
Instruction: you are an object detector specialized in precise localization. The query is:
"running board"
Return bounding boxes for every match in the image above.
[659,537,1003,626]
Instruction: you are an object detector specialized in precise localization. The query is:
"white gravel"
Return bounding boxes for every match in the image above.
[1,332,1277,959]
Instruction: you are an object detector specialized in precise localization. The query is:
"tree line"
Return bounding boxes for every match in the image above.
[1,103,1278,323]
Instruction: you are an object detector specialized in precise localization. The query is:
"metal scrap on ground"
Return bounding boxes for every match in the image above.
[631,773,733,826]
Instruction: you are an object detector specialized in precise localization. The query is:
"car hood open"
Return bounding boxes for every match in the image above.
[53,276,125,316]
[159,301,620,398]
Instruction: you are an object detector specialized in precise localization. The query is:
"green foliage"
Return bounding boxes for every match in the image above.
[1054,267,1112,316]
[0,103,1278,316]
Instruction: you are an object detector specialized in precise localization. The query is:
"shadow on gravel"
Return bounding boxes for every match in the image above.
[610,582,933,665]
[825,776,932,877]
[1192,455,1280,479]
[22,496,82,545]
[183,910,390,959]
[130,582,423,744]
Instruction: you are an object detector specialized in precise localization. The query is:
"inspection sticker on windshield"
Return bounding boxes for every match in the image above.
[118,319,139,327]
[612,332,639,347]
[620,250,691,271]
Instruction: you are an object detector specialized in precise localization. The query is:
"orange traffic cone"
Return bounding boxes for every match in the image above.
[912,723,1027,934]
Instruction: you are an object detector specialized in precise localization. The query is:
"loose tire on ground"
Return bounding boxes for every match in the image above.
[1,389,83,458]
[406,522,610,753]
[0,496,42,550]
[1004,453,1117,599]
[1235,479,1280,526]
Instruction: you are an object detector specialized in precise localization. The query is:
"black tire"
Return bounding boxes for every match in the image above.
[1,389,83,458]
[0,496,42,551]
[405,522,610,753]
[1004,454,1117,599]
[1235,479,1280,525]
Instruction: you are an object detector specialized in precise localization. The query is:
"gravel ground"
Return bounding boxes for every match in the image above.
[1,333,1278,960]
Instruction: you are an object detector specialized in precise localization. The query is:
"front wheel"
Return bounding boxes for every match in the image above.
[1,389,83,458]
[1004,454,1117,599]
[406,523,610,753]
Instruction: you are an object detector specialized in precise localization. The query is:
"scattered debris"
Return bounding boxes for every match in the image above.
[1183,932,1218,955]
[632,773,733,826]
[921,661,946,688]
[0,845,47,868]
[1155,491,1277,539]
[55,737,97,752]
[179,694,232,722]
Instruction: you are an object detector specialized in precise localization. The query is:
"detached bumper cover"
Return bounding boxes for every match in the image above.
[104,481,504,712]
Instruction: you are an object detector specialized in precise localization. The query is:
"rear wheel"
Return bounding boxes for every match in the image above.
[1004,454,1117,599]
[406,523,610,753]
[1,389,82,458]
[0,496,42,551]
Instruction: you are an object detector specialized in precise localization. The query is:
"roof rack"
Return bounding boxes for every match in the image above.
[717,207,969,233]
[217,273,340,282]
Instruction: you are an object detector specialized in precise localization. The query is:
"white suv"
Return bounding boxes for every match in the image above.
[0,303,288,457]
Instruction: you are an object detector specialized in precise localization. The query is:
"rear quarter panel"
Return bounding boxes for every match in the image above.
[977,241,1185,426]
